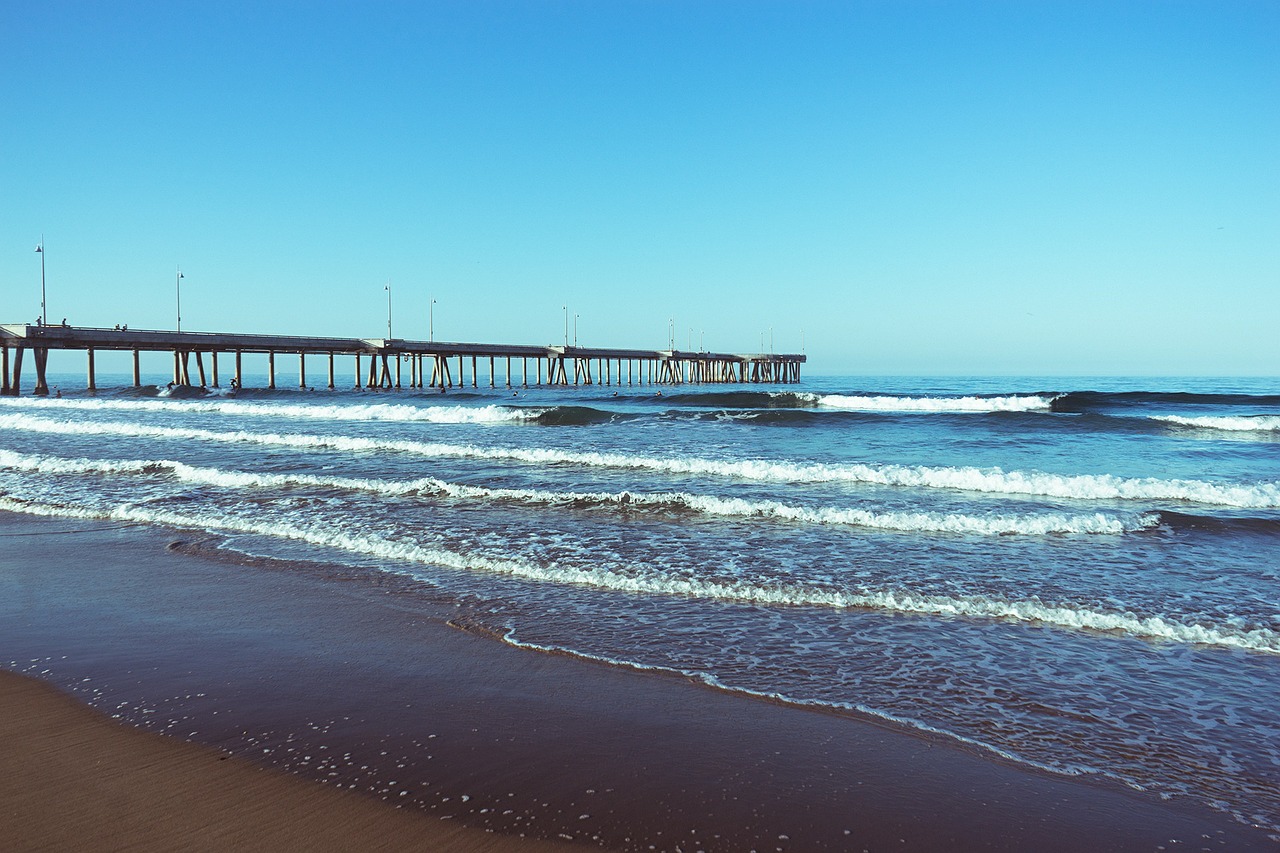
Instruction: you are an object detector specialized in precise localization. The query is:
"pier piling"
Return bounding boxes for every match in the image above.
[0,324,805,394]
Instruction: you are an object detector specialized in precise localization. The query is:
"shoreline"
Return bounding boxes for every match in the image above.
[1,509,1273,851]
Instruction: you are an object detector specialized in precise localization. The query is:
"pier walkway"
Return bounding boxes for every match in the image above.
[0,324,804,396]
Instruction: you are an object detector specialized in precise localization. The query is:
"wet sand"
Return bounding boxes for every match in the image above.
[1,511,1273,851]
[0,669,573,851]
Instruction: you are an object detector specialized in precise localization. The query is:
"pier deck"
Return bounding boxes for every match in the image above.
[0,324,804,395]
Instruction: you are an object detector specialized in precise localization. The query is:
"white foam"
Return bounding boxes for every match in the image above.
[2,412,1277,508]
[0,396,541,424]
[0,448,1152,535]
[0,448,160,476]
[817,394,1056,413]
[1,494,1275,654]
[1153,415,1280,433]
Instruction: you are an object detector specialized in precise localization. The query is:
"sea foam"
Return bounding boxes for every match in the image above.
[2,412,1277,508]
[0,494,1275,654]
[0,396,540,424]
[1153,415,1280,433]
[815,393,1056,413]
[0,449,1153,535]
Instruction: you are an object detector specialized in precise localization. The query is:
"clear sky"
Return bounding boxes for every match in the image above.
[2,1,1276,375]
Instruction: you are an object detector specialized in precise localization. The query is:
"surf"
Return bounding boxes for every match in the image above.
[1,494,1275,655]
[3,412,1278,508]
[0,449,1155,536]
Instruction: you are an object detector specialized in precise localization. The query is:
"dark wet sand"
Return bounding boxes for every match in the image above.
[0,511,1272,851]
[0,669,575,852]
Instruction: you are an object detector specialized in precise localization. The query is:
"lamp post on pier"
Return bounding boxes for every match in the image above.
[175,267,184,332]
[385,282,392,339]
[429,298,437,342]
[563,305,568,347]
[35,238,46,325]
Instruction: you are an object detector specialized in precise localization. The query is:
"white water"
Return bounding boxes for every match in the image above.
[0,396,541,424]
[3,412,1276,508]
[0,448,1154,535]
[815,393,1056,413]
[1154,414,1280,433]
[1,494,1274,654]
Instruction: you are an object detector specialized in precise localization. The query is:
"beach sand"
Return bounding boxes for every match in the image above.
[0,669,574,852]
[1,511,1272,851]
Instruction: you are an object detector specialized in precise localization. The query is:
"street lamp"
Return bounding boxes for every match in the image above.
[563,305,568,347]
[34,237,45,325]
[574,314,579,347]
[385,282,392,339]
[176,267,184,332]
[429,298,437,342]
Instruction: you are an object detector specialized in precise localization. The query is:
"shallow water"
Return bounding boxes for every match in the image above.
[2,372,1278,836]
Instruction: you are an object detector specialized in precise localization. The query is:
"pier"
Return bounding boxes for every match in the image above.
[0,324,804,396]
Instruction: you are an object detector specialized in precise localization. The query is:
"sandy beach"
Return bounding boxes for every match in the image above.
[0,668,574,852]
[1,510,1272,851]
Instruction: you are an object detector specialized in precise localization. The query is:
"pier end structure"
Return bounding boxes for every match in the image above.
[0,324,805,395]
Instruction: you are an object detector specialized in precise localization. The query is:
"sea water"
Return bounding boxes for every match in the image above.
[1,373,1277,835]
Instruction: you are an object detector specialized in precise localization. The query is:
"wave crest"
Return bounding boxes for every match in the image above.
[1153,415,1280,433]
[0,396,542,424]
[2,413,1277,508]
[817,394,1056,413]
[0,449,1154,535]
[0,495,1274,654]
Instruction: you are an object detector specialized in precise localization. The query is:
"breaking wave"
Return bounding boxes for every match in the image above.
[0,449,1153,536]
[2,413,1277,508]
[1153,415,1280,433]
[815,394,1056,413]
[0,396,543,425]
[0,495,1274,654]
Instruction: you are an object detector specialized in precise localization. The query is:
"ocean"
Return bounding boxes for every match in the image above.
[2,373,1278,841]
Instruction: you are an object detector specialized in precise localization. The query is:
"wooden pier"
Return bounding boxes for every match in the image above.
[0,324,805,396]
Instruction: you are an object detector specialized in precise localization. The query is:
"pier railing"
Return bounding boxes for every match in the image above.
[0,324,804,396]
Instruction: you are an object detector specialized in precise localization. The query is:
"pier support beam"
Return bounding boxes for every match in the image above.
[2,347,10,395]
[33,348,49,396]
[132,349,141,388]
[195,352,207,387]
[268,351,276,390]
[299,352,307,389]
[10,347,24,396]
[235,350,243,389]
[328,352,335,389]
[87,348,96,391]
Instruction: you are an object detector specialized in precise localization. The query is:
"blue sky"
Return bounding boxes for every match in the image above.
[2,1,1276,375]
